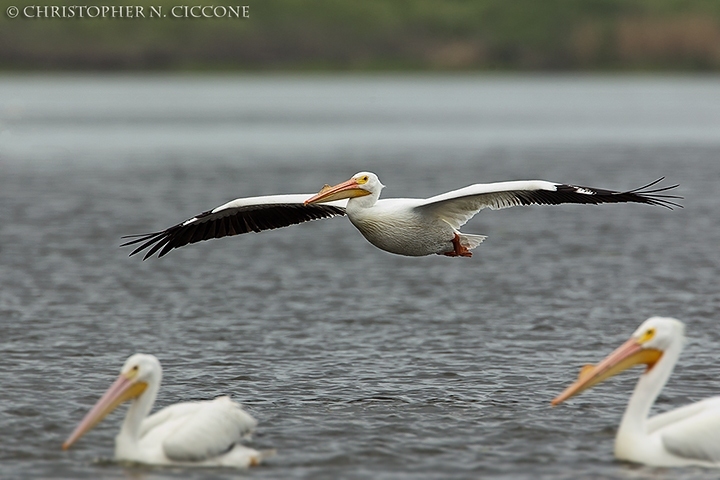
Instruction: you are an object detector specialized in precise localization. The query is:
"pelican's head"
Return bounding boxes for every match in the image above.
[304,172,384,205]
[551,317,683,406]
[62,353,162,450]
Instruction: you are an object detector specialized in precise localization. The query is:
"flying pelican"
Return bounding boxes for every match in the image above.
[552,317,720,467]
[63,353,270,468]
[122,172,680,259]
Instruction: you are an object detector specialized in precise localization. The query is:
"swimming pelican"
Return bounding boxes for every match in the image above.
[122,172,680,259]
[552,317,720,467]
[63,353,270,468]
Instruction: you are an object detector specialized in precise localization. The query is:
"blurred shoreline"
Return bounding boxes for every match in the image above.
[2,0,720,72]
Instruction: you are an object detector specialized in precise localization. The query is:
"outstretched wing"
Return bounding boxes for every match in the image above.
[414,178,681,229]
[122,194,347,260]
[142,396,258,463]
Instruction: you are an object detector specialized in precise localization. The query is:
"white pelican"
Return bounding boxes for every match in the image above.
[63,353,270,468]
[552,317,720,467]
[122,172,680,259]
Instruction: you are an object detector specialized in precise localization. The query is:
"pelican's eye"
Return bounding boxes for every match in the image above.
[638,327,656,343]
[125,364,141,379]
[356,175,369,185]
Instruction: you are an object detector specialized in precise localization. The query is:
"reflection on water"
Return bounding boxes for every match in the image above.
[1,75,720,479]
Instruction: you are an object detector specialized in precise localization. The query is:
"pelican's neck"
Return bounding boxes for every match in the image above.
[346,188,382,212]
[617,340,682,441]
[115,376,160,454]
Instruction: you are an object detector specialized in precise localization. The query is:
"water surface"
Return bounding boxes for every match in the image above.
[1,75,719,480]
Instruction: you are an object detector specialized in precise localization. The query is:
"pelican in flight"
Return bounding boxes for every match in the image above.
[63,353,270,468]
[552,317,720,467]
[122,172,680,259]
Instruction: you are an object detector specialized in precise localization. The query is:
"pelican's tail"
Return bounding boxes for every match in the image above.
[458,233,487,250]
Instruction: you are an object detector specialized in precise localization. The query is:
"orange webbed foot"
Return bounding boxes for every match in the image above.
[442,233,473,257]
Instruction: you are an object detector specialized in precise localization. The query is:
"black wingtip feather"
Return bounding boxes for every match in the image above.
[550,178,682,210]
[622,177,683,209]
[121,204,346,260]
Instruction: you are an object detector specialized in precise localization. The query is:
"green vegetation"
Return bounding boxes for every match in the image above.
[1,0,720,70]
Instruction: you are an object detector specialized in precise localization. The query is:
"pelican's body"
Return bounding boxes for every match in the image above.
[553,317,720,467]
[344,196,481,256]
[63,354,268,468]
[122,172,680,259]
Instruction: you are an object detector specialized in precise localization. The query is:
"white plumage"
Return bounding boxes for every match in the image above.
[553,317,720,467]
[122,171,680,259]
[63,354,269,468]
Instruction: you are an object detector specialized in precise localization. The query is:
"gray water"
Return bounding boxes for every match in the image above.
[1,75,720,480]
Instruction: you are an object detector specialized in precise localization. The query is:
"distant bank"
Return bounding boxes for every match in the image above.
[1,0,720,71]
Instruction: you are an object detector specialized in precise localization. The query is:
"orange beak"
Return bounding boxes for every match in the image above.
[62,374,148,450]
[551,337,663,406]
[304,178,371,205]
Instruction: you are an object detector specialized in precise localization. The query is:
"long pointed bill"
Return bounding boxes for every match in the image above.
[304,178,371,205]
[62,375,148,450]
[551,337,662,406]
